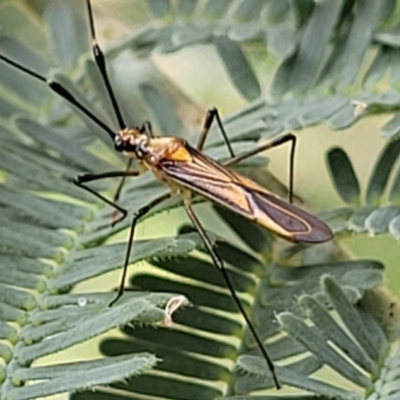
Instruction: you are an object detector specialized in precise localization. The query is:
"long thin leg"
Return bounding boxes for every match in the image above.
[0,54,115,140]
[86,0,125,130]
[142,121,154,138]
[111,160,133,226]
[196,109,296,203]
[75,168,173,307]
[197,107,235,157]
[112,159,133,203]
[224,133,296,203]
[87,0,141,208]
[109,192,171,306]
[184,200,280,389]
[74,170,140,225]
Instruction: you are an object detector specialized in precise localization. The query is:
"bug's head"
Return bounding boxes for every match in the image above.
[114,128,149,159]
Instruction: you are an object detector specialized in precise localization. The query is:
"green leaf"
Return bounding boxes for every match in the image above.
[146,0,171,18]
[214,37,261,101]
[326,147,360,205]
[283,0,343,94]
[203,0,231,20]
[139,83,183,135]
[7,354,158,400]
[234,0,266,23]
[177,0,198,17]
[299,295,378,374]
[236,275,390,398]
[44,0,89,68]
[366,138,400,205]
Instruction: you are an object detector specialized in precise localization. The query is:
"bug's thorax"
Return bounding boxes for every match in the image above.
[115,128,193,170]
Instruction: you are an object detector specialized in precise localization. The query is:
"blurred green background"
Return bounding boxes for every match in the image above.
[1,1,399,399]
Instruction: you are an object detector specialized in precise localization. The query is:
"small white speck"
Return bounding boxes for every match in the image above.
[352,100,367,116]
[163,295,188,326]
[78,297,87,307]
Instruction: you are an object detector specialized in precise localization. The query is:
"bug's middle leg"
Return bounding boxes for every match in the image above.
[109,192,171,306]
[197,107,235,157]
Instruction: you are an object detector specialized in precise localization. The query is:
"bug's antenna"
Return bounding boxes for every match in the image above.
[85,0,132,207]
[85,0,126,130]
[0,53,116,140]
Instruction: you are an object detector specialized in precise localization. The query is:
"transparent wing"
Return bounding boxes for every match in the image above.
[159,146,333,243]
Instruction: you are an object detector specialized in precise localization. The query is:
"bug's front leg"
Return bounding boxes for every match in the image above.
[74,170,140,226]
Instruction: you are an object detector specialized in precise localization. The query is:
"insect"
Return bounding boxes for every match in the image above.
[0,0,333,390]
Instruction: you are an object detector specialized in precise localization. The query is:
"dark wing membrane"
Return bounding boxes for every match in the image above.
[159,147,333,243]
[247,190,333,243]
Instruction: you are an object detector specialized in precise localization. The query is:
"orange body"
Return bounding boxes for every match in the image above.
[117,129,333,243]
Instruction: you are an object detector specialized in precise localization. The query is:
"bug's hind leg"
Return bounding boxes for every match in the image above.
[183,199,281,389]
[224,133,297,203]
